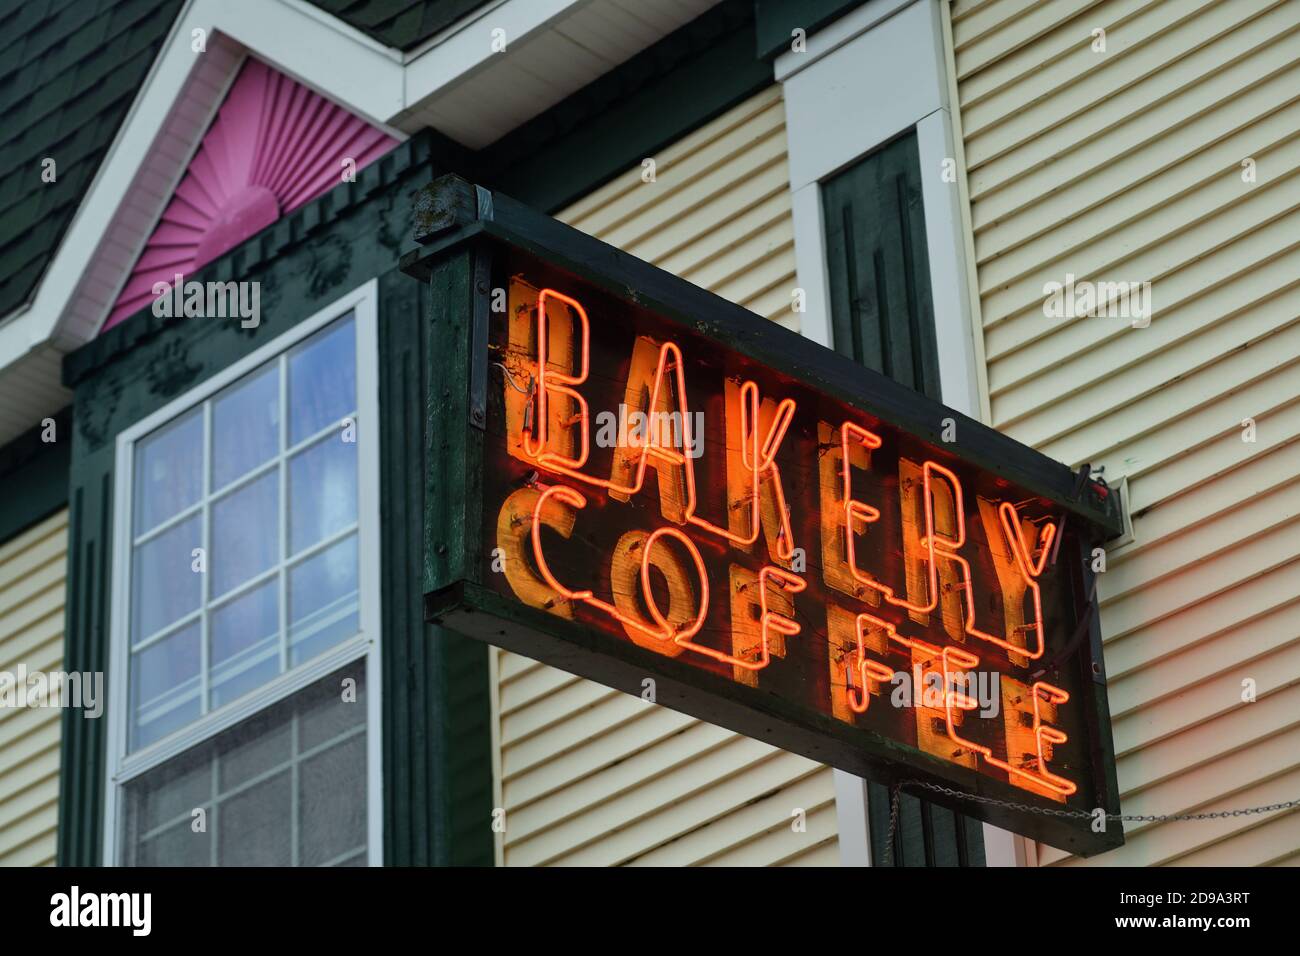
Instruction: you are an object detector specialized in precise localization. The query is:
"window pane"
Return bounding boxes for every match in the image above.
[297,659,366,751]
[210,578,279,709]
[299,734,366,865]
[120,664,366,866]
[137,817,211,866]
[127,746,212,865]
[289,435,357,554]
[219,772,292,866]
[130,621,201,751]
[219,713,291,792]
[210,469,279,597]
[131,514,202,643]
[133,408,203,535]
[212,363,279,490]
[288,315,355,444]
[288,534,359,667]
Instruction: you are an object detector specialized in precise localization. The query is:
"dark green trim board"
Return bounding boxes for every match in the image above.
[823,130,943,402]
[377,267,493,866]
[57,132,493,867]
[754,0,867,58]
[478,0,772,215]
[0,406,71,544]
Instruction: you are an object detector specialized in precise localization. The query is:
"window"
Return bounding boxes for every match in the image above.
[106,283,381,866]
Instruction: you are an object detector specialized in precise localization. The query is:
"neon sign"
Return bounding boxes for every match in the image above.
[498,275,1082,796]
[405,175,1123,855]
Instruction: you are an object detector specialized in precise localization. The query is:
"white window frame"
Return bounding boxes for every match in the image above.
[775,0,1026,867]
[102,278,384,867]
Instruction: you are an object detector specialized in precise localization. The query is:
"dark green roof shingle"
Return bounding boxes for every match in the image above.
[303,0,492,51]
[0,0,185,319]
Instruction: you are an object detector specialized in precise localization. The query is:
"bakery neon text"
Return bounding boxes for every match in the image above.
[495,286,1077,800]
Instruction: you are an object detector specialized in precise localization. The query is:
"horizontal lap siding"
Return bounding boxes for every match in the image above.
[493,86,839,866]
[0,511,68,866]
[949,0,1300,865]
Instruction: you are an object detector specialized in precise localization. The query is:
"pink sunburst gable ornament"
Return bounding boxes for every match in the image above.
[104,58,397,330]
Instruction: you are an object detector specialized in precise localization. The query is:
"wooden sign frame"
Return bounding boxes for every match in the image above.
[401,175,1125,856]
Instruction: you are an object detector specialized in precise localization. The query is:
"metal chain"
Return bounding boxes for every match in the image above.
[881,783,903,866]
[904,780,1300,822]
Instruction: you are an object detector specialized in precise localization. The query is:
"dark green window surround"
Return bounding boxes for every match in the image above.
[57,132,493,867]
[0,407,71,546]
[823,130,942,400]
[822,130,984,867]
[55,0,783,867]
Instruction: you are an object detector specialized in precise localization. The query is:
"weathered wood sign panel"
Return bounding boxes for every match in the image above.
[403,176,1125,856]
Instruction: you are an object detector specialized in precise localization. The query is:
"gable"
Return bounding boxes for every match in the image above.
[104,57,397,330]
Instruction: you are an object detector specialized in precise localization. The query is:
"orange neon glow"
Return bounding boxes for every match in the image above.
[936,647,1077,797]
[497,278,1090,805]
[610,530,690,655]
[522,289,591,471]
[529,483,710,647]
[843,611,945,715]
[496,487,576,619]
[844,613,901,714]
[928,498,1056,661]
[730,564,799,685]
[675,564,804,671]
[721,379,798,562]
[840,422,947,615]
[640,526,711,643]
[515,289,800,554]
[838,419,1057,660]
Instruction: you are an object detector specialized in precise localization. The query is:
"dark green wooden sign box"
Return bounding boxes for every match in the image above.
[400,174,1125,857]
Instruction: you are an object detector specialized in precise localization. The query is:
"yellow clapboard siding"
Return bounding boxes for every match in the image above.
[1108,436,1300,562]
[0,510,67,866]
[492,86,836,866]
[629,775,839,867]
[1103,560,1300,679]
[990,253,1300,429]
[949,0,1300,865]
[967,2,1300,196]
[1107,601,1300,718]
